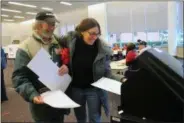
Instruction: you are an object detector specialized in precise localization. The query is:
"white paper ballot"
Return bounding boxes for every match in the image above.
[41,90,80,108]
[26,48,79,108]
[38,74,71,92]
[27,48,71,92]
[91,77,122,95]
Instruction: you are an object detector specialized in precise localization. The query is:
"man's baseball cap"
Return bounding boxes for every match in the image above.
[138,41,147,46]
[35,11,60,23]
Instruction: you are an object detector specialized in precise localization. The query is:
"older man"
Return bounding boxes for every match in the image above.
[138,41,151,55]
[12,11,69,123]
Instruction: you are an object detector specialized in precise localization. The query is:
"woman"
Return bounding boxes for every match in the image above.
[125,43,137,66]
[60,18,122,123]
[124,43,139,79]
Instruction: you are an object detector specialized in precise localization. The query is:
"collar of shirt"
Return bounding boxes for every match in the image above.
[33,31,54,45]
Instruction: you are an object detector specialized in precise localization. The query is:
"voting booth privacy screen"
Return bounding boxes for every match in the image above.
[120,48,184,122]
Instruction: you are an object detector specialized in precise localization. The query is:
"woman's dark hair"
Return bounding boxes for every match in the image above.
[126,43,136,55]
[75,18,101,34]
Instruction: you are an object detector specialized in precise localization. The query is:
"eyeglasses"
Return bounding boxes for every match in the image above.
[87,31,101,37]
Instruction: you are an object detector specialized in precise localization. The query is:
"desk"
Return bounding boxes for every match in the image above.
[110,59,127,70]
[110,59,128,78]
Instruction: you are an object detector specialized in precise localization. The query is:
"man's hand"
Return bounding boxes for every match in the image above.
[55,48,61,55]
[58,64,68,76]
[33,96,44,104]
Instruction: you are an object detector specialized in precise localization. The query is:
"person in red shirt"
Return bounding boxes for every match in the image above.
[125,43,137,66]
[124,43,138,78]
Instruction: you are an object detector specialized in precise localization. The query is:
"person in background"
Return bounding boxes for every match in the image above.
[122,44,127,50]
[138,40,147,50]
[138,40,151,55]
[124,43,138,78]
[1,47,8,102]
[60,18,123,123]
[112,44,121,60]
[135,39,142,50]
[112,43,120,50]
[125,43,137,66]
[122,44,127,58]
[12,11,70,123]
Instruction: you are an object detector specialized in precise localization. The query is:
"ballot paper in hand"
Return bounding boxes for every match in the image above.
[27,48,71,92]
[91,77,122,95]
[27,48,80,108]
[41,90,80,108]
[38,74,71,92]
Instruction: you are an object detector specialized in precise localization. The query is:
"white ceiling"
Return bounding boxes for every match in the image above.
[1,0,108,23]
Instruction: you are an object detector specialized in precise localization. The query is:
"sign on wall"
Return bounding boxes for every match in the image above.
[120,33,133,42]
[109,34,117,45]
[147,32,160,41]
[134,32,147,41]
[6,44,18,59]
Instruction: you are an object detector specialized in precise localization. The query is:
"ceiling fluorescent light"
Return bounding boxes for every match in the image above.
[41,7,53,11]
[14,16,25,18]
[60,2,72,6]
[20,19,35,24]
[1,8,22,13]
[8,2,37,8]
[1,14,9,17]
[26,12,37,15]
[4,19,14,22]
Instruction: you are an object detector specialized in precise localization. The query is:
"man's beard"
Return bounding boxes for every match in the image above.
[41,30,53,39]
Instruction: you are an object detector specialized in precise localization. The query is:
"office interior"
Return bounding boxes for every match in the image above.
[1,1,184,122]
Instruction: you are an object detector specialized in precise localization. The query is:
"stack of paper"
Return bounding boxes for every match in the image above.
[27,48,79,108]
[91,77,122,95]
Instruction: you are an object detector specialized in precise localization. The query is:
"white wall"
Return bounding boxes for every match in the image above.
[1,23,33,46]
[56,7,88,35]
[88,3,108,41]
[1,7,88,46]
[106,1,183,34]
[106,1,168,34]
[57,7,88,26]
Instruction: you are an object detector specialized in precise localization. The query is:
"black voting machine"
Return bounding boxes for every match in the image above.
[111,48,184,123]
